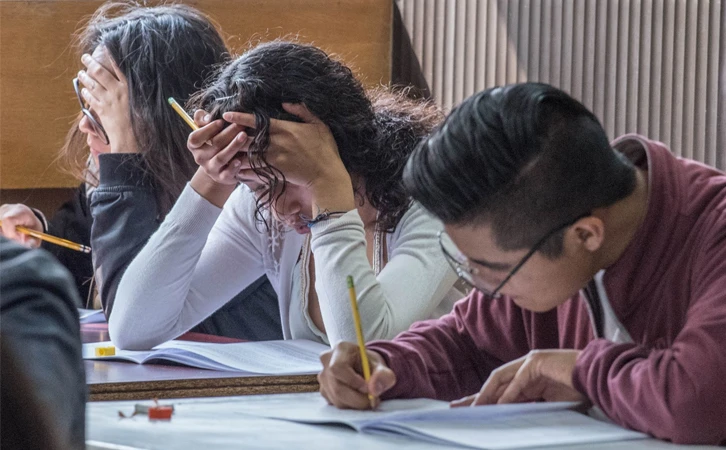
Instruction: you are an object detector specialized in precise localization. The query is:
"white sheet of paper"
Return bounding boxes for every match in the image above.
[84,393,692,450]
[237,393,646,449]
[378,410,648,449]
[240,390,578,428]
[243,394,449,429]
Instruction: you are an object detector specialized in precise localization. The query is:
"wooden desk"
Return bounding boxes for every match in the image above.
[82,324,319,402]
[87,361,318,402]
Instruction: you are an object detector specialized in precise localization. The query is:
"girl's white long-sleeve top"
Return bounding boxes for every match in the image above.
[110,184,462,350]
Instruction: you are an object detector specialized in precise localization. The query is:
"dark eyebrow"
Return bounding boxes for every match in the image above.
[468,257,512,272]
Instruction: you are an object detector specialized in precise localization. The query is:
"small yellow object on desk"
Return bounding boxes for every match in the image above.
[94,346,116,357]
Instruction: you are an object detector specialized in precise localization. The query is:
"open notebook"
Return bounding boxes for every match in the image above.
[83,339,328,374]
[78,308,106,324]
[239,393,648,449]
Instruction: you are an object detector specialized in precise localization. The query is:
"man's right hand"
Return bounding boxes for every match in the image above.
[318,342,397,410]
[0,204,43,247]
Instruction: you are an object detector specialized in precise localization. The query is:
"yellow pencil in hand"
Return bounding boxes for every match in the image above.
[168,97,198,131]
[347,275,375,409]
[0,219,91,253]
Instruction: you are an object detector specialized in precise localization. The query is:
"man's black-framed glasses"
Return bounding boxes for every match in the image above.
[439,213,591,299]
[73,77,110,145]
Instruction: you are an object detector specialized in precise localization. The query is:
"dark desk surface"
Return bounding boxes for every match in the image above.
[82,324,319,402]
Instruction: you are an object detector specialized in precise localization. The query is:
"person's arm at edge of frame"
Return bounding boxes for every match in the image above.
[0,237,87,449]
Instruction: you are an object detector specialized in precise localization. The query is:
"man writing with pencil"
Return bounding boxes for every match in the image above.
[317,83,726,444]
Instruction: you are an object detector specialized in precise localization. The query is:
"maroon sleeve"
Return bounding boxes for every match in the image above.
[573,216,726,445]
[368,291,535,402]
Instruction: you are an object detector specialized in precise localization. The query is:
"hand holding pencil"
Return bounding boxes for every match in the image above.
[0,204,90,253]
[318,340,397,410]
[316,276,398,410]
[171,98,256,189]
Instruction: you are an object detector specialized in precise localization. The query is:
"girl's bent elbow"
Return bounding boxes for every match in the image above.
[108,315,152,350]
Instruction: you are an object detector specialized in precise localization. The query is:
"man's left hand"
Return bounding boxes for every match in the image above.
[451,349,588,407]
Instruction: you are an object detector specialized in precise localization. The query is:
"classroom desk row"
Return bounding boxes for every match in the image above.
[83,326,719,449]
[82,324,319,401]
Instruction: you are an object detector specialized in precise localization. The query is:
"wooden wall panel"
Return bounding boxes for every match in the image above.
[395,0,724,169]
[0,0,392,189]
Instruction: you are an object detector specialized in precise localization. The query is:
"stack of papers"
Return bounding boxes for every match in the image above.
[83,339,328,374]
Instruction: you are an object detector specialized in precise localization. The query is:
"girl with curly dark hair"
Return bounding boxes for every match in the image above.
[112,41,464,349]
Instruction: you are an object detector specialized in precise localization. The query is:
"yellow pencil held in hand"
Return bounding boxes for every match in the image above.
[0,219,91,253]
[168,97,198,131]
[347,275,375,409]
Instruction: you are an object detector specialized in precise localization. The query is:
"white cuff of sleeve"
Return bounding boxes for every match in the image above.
[308,209,363,236]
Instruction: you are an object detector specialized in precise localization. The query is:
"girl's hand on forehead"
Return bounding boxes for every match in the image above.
[222,103,349,191]
[78,47,137,154]
[187,109,252,186]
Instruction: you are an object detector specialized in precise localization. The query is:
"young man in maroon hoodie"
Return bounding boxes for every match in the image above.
[317,83,726,445]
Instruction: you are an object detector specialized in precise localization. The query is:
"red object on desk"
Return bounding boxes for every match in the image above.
[81,323,244,344]
[148,405,174,420]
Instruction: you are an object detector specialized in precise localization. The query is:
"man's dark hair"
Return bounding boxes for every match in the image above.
[403,82,637,257]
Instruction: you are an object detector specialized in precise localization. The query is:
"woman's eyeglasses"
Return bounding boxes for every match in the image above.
[439,213,590,298]
[73,78,110,145]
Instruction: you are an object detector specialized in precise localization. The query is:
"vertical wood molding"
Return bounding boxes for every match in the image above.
[394,0,725,169]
